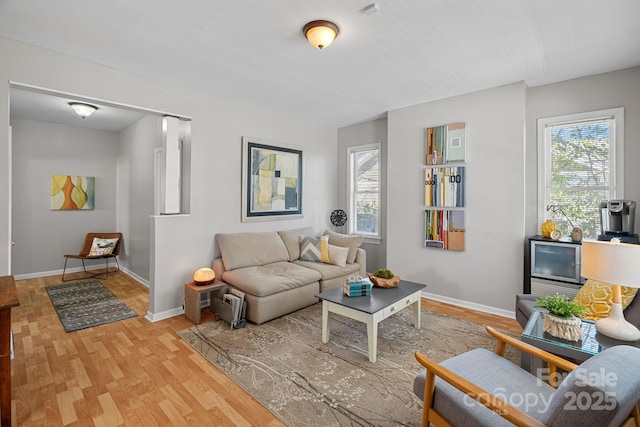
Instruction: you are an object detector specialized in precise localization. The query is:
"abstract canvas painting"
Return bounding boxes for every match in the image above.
[241,137,302,222]
[51,175,95,210]
[425,166,466,207]
[425,122,466,165]
[425,209,465,251]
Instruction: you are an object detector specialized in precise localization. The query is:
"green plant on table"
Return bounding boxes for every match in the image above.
[372,268,394,279]
[535,293,586,319]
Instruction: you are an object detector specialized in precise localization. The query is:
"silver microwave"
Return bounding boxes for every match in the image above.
[530,239,582,284]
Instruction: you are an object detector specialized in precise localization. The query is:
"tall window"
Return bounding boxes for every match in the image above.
[538,108,624,239]
[348,144,380,237]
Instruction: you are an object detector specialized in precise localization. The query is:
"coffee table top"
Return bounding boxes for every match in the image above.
[315,280,426,315]
[522,309,640,358]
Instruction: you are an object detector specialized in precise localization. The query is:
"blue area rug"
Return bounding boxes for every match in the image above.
[46,279,138,333]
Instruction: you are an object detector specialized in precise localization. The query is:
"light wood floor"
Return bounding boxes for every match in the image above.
[9,272,521,426]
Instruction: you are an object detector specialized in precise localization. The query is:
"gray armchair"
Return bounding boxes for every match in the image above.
[413,326,640,427]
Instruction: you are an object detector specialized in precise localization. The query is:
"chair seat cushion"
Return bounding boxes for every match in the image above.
[413,348,554,427]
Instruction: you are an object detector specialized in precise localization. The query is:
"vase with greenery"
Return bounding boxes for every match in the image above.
[535,293,586,341]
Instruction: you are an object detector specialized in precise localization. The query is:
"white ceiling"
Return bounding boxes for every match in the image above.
[2,0,640,130]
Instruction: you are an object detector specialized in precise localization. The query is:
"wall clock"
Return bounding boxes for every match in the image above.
[330,209,348,227]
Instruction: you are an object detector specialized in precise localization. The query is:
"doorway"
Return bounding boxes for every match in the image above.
[8,83,191,288]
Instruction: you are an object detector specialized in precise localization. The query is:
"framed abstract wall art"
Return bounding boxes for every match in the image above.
[241,137,303,222]
[51,175,95,210]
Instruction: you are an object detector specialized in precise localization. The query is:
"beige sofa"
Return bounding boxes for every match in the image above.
[212,227,366,324]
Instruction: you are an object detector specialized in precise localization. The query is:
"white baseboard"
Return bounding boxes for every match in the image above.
[145,307,184,323]
[13,264,150,286]
[421,291,516,320]
[119,266,150,288]
[14,265,104,280]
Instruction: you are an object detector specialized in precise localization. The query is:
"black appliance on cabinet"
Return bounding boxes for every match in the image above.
[597,200,639,244]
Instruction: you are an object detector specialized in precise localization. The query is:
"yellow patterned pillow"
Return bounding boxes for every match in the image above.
[573,279,638,321]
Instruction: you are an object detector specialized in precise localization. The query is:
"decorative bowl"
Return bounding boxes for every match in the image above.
[368,274,400,288]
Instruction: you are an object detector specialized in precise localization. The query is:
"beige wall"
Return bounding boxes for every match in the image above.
[386,82,527,315]
[0,37,338,319]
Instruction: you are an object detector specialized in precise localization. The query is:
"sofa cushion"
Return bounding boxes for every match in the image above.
[573,279,638,321]
[322,230,363,264]
[217,232,289,270]
[328,244,349,268]
[278,227,315,261]
[515,294,538,328]
[221,261,321,297]
[294,259,360,281]
[299,235,329,263]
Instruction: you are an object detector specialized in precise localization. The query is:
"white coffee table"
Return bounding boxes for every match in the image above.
[316,280,426,362]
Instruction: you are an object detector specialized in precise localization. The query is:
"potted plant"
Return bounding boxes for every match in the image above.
[535,293,586,341]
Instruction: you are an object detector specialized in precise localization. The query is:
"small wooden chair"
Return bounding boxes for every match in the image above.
[62,232,123,281]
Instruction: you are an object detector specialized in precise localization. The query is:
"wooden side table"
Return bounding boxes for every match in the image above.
[184,281,225,325]
[0,276,19,427]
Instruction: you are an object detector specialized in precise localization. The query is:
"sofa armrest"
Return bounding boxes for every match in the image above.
[212,258,227,282]
[354,248,366,277]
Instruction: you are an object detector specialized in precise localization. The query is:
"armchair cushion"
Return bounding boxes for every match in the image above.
[414,348,554,427]
[540,345,640,427]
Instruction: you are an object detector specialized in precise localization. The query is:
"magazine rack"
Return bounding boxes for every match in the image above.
[213,297,247,329]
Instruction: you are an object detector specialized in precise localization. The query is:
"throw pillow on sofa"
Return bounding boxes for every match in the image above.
[327,244,349,268]
[299,236,350,267]
[300,235,329,263]
[322,230,363,264]
[573,279,638,321]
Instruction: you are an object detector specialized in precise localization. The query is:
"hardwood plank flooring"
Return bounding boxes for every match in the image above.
[9,272,520,426]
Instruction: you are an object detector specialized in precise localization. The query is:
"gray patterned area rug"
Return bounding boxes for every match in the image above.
[46,279,138,333]
[178,302,519,427]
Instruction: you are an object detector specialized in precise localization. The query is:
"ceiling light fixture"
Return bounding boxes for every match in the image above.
[69,102,98,119]
[303,20,339,50]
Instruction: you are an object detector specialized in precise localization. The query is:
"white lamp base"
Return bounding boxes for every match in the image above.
[595,302,640,341]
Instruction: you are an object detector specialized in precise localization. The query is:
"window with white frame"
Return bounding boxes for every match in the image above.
[348,143,380,237]
[538,108,624,239]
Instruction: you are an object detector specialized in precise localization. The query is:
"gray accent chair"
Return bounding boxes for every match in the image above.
[413,326,640,427]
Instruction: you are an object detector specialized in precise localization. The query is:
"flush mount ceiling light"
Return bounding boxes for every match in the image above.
[303,20,339,49]
[69,102,98,118]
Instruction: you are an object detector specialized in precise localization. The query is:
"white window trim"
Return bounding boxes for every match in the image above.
[536,107,624,225]
[347,143,381,238]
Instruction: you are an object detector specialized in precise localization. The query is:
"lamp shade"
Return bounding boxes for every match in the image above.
[69,102,98,118]
[193,267,215,285]
[303,20,339,49]
[581,240,640,288]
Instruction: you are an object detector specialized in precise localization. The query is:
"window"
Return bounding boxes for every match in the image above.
[538,108,624,239]
[348,144,380,237]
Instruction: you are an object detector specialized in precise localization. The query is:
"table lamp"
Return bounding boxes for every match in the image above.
[581,239,640,341]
